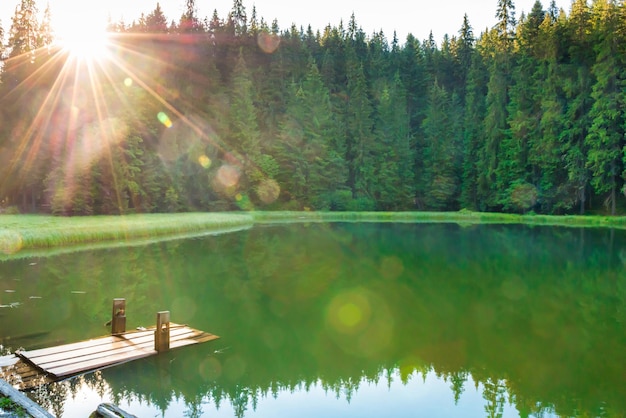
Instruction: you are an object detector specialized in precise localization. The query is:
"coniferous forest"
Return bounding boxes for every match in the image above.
[0,0,625,216]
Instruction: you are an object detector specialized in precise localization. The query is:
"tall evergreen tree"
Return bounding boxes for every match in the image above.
[275,61,346,209]
[179,0,203,33]
[344,47,375,205]
[38,3,53,48]
[480,33,509,210]
[455,14,475,94]
[495,0,516,52]
[230,0,247,36]
[226,50,268,205]
[397,34,427,207]
[372,72,414,210]
[585,0,624,215]
[422,81,462,210]
[562,0,593,214]
[145,3,169,33]
[460,50,488,210]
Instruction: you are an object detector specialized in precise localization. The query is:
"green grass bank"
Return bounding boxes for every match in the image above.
[0,213,254,256]
[2,211,626,258]
[250,210,626,228]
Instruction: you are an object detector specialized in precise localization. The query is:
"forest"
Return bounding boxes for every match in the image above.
[0,0,624,216]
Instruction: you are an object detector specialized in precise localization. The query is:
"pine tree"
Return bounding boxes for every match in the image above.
[145,3,169,33]
[6,0,40,59]
[226,50,266,205]
[455,14,475,94]
[0,0,53,210]
[230,0,247,36]
[495,0,516,52]
[422,81,462,210]
[372,72,414,210]
[38,3,53,49]
[585,0,624,215]
[562,0,593,214]
[345,47,375,206]
[398,34,427,207]
[498,3,544,211]
[179,0,203,33]
[460,50,488,210]
[533,16,568,213]
[480,48,509,209]
[275,61,346,209]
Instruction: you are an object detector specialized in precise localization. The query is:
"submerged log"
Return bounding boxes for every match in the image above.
[94,403,138,418]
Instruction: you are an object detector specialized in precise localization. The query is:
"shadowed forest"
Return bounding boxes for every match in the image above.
[0,0,625,216]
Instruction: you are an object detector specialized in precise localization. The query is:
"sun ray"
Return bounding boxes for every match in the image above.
[2,28,255,211]
[98,37,231,155]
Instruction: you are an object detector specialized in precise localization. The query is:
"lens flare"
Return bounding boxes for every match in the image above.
[198,155,212,169]
[327,290,372,335]
[217,165,241,188]
[0,231,23,255]
[235,194,254,210]
[157,112,172,128]
[326,288,394,357]
[199,357,222,381]
[256,178,280,204]
[124,77,133,87]
[257,32,281,54]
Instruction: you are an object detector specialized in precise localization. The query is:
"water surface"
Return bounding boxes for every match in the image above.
[1,223,625,417]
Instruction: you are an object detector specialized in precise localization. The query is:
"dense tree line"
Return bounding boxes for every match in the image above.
[0,0,625,215]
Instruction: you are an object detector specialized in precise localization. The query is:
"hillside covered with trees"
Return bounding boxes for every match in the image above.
[0,0,624,215]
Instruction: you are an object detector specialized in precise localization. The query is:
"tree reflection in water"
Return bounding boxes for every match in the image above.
[2,223,625,417]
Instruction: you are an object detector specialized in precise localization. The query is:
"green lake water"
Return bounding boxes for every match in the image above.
[1,222,625,417]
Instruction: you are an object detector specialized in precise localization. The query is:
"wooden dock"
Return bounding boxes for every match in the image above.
[0,300,219,390]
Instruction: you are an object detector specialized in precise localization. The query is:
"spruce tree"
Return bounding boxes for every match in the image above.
[586,0,624,215]
[562,0,593,214]
[145,3,169,33]
[275,61,346,209]
[230,0,247,36]
[372,72,415,210]
[344,47,375,206]
[422,81,461,210]
[460,51,488,210]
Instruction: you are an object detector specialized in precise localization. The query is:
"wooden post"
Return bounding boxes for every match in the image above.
[155,311,170,352]
[111,298,126,335]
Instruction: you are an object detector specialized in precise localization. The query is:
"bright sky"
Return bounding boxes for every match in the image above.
[1,0,573,45]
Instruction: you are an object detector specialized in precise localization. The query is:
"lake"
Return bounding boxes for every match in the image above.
[1,222,625,417]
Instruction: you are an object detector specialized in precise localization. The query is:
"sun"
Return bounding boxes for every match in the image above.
[57,21,110,61]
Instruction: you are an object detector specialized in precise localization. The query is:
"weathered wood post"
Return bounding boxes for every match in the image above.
[155,311,170,352]
[111,298,126,335]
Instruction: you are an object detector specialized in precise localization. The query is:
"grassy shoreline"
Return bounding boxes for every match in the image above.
[250,210,626,228]
[0,213,254,256]
[2,211,626,258]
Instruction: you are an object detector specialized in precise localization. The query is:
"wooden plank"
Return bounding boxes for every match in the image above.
[21,324,189,361]
[1,323,218,389]
[22,330,153,359]
[19,325,217,378]
[32,329,205,372]
[0,355,19,367]
[43,341,156,375]
[24,326,192,366]
[46,330,214,378]
[47,348,156,377]
[169,335,219,349]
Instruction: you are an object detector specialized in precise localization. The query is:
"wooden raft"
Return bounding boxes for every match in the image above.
[0,299,219,390]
